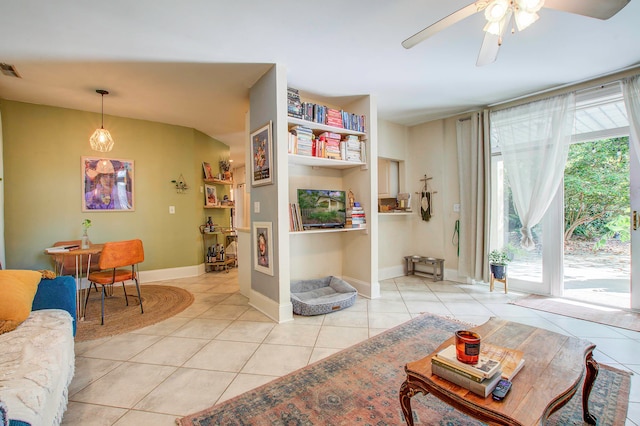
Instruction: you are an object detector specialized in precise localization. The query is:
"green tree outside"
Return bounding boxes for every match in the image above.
[563,137,630,244]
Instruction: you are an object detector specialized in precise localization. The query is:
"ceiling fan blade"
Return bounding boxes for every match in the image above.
[543,0,630,20]
[476,32,501,67]
[402,3,480,49]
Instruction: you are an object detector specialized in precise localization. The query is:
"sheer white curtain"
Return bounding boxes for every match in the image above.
[490,93,576,250]
[456,111,491,281]
[622,75,640,166]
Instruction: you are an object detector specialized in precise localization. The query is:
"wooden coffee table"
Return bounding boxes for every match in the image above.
[399,318,598,426]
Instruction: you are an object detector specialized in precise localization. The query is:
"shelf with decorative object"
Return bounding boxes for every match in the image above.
[200,225,237,273]
[290,226,366,235]
[203,178,234,185]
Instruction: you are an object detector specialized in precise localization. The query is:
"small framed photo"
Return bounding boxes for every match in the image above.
[253,221,273,276]
[251,121,273,186]
[204,184,217,207]
[202,162,214,180]
[82,157,134,211]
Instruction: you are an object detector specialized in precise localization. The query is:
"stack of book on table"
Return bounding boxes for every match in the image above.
[45,244,80,253]
[431,343,525,397]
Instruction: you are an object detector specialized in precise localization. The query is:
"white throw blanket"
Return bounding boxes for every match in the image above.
[0,310,75,426]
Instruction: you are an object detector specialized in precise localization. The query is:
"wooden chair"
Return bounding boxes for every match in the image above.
[84,239,144,325]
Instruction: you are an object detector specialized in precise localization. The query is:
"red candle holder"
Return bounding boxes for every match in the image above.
[455,330,481,364]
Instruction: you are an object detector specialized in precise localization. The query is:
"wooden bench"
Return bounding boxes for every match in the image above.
[404,255,444,281]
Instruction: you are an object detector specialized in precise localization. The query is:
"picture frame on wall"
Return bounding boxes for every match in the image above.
[204,184,218,207]
[253,221,273,276]
[250,121,273,186]
[82,156,134,212]
[202,162,214,180]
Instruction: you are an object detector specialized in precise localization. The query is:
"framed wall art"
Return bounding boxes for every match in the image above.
[82,157,134,211]
[250,121,273,186]
[204,184,218,207]
[253,221,273,276]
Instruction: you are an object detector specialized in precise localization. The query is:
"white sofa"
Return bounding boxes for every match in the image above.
[0,276,76,426]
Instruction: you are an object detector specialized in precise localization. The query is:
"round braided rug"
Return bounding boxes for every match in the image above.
[76,284,194,341]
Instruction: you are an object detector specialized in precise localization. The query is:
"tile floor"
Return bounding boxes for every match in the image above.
[62,270,640,425]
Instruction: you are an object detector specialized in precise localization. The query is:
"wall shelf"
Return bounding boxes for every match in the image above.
[203,178,234,185]
[288,116,366,137]
[290,227,366,235]
[288,154,365,169]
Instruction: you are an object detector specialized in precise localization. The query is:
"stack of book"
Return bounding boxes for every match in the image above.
[431,343,525,398]
[289,203,303,231]
[287,87,302,119]
[318,132,341,160]
[289,125,314,156]
[350,204,366,228]
[342,135,363,162]
[45,244,80,253]
[326,108,343,128]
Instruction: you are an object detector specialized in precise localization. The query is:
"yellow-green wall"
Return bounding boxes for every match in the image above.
[1,99,231,271]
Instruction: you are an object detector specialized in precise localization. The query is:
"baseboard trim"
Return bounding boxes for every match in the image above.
[249,289,293,323]
[343,275,380,299]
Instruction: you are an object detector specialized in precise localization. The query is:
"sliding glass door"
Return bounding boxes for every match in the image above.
[490,83,638,310]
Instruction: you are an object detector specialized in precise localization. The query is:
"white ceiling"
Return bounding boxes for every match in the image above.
[1,0,639,166]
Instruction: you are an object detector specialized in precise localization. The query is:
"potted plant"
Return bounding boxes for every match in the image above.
[488,248,510,279]
[81,219,92,249]
[219,157,231,180]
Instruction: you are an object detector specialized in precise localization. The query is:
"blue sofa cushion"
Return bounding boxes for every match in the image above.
[31,276,76,336]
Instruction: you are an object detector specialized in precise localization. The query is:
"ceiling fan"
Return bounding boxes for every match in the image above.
[402,0,631,66]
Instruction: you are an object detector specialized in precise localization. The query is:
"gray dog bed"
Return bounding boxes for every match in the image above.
[290,276,358,316]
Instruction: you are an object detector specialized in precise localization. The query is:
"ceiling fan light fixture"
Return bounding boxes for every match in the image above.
[89,89,114,152]
[514,10,539,31]
[485,0,509,22]
[516,0,544,13]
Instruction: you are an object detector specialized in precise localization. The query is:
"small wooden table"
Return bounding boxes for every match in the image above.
[399,318,598,426]
[46,244,104,320]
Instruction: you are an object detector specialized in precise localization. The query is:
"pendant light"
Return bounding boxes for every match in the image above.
[89,89,114,152]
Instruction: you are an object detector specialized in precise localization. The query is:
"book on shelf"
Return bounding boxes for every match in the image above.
[481,342,526,381]
[431,362,502,398]
[435,345,501,380]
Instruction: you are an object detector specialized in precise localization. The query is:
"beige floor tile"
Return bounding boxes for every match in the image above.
[241,344,313,376]
[404,300,451,315]
[72,362,176,408]
[69,357,122,396]
[217,373,278,403]
[112,410,178,426]
[129,336,208,366]
[264,323,322,346]
[237,308,275,322]
[219,293,250,306]
[315,325,370,349]
[134,368,236,416]
[199,304,249,320]
[61,402,127,426]
[367,312,412,330]
[129,316,192,336]
[174,302,217,318]
[170,318,231,339]
[321,310,368,328]
[368,299,410,313]
[184,340,259,372]
[308,347,341,364]
[80,333,161,361]
[215,320,275,343]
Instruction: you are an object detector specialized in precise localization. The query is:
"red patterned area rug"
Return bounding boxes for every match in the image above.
[178,313,630,426]
[512,294,640,332]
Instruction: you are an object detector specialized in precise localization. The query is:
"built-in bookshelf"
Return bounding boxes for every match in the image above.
[284,88,378,300]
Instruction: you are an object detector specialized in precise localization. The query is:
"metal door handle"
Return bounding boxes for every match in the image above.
[634,211,638,231]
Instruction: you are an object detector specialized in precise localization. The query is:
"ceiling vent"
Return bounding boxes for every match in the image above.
[0,63,21,78]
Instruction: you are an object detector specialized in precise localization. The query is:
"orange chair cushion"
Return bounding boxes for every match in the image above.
[89,268,136,285]
[0,270,42,334]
